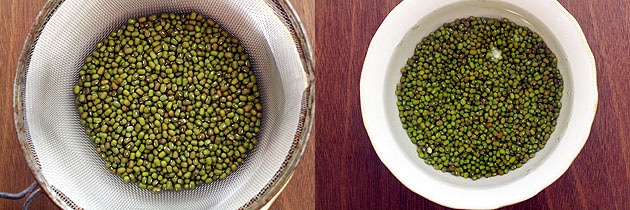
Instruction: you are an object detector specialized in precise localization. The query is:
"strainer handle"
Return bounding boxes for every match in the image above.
[0,182,40,210]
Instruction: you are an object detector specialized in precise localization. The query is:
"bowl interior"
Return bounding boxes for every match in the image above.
[18,0,310,209]
[361,0,596,209]
[383,0,572,189]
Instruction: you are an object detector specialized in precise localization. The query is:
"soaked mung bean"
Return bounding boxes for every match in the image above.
[396,17,563,180]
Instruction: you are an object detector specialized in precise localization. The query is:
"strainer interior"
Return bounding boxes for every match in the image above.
[14,0,314,209]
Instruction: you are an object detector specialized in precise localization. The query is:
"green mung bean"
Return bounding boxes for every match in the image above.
[396,17,563,180]
[75,12,262,192]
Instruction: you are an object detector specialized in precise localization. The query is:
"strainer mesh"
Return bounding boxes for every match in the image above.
[17,0,311,209]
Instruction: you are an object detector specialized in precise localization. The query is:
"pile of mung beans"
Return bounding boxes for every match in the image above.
[74,12,262,193]
[396,17,563,180]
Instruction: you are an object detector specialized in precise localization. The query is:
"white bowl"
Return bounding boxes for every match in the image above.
[360,0,597,209]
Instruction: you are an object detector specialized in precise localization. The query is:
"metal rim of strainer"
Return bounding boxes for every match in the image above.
[12,0,314,209]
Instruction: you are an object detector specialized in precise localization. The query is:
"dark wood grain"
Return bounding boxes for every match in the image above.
[315,0,629,209]
[4,0,629,209]
[0,0,314,209]
[0,1,52,209]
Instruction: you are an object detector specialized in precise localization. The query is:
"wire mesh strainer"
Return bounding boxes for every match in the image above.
[13,0,314,209]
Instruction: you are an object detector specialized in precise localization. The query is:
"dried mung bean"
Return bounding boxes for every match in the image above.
[75,12,262,192]
[396,17,563,180]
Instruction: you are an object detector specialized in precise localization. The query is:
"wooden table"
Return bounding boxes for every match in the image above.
[0,0,314,209]
[315,0,629,209]
[3,0,629,209]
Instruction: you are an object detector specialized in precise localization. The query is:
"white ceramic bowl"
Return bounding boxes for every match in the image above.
[360,0,597,209]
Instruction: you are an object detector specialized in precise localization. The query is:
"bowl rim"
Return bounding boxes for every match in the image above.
[12,0,315,209]
[360,0,597,209]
